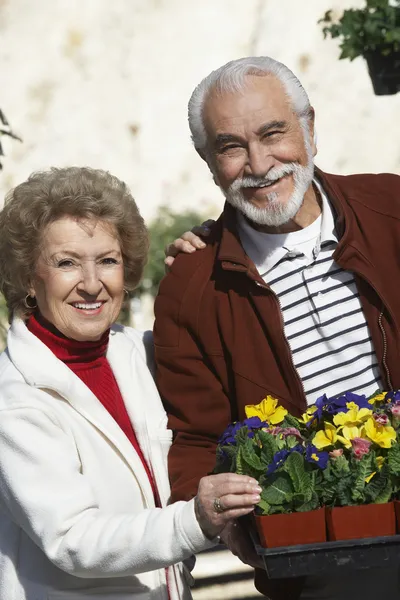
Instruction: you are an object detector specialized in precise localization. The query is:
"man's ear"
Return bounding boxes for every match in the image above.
[308,107,317,157]
[196,147,220,187]
[196,147,208,163]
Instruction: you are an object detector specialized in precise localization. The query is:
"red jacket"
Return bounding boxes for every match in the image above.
[154,169,400,599]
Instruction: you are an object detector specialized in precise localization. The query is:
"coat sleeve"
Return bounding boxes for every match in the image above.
[154,265,233,503]
[0,406,215,578]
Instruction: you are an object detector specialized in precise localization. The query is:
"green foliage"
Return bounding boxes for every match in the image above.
[319,1,400,60]
[136,205,208,298]
[259,452,320,515]
[320,450,396,507]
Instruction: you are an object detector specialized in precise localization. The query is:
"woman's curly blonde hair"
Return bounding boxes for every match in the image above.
[0,166,149,321]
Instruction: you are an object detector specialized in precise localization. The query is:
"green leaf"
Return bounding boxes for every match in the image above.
[388,445,400,476]
[351,453,374,503]
[284,452,312,500]
[263,472,293,505]
[296,492,320,512]
[257,499,271,515]
[258,430,278,465]
[241,439,265,474]
[236,447,244,475]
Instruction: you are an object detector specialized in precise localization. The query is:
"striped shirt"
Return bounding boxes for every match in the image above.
[237,181,382,405]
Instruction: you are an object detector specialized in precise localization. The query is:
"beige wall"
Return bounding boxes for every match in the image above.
[1,0,399,224]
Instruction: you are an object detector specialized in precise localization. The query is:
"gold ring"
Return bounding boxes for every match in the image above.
[213,497,224,513]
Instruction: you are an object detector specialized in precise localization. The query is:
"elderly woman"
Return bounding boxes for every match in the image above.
[0,167,261,600]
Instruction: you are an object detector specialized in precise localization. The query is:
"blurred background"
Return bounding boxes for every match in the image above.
[0,1,399,595]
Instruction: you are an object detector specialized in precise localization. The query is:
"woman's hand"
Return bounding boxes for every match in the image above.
[194,473,261,540]
[164,220,215,269]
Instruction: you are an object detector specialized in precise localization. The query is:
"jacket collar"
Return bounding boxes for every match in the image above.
[7,318,157,505]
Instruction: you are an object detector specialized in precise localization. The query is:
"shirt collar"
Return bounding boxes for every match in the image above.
[237,178,338,276]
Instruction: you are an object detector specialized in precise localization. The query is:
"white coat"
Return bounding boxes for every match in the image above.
[0,319,215,600]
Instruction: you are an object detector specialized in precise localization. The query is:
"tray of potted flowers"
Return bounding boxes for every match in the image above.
[214,390,400,577]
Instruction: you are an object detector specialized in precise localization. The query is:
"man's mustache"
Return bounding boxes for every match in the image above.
[231,164,298,191]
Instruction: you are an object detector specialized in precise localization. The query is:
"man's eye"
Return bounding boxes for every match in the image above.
[264,131,283,139]
[220,144,241,153]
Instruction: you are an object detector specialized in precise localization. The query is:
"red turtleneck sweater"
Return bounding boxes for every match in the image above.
[27,313,157,498]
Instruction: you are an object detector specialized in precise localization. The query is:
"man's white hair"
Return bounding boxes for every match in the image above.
[188,56,313,151]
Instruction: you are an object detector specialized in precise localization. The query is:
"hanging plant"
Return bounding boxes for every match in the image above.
[319,0,400,95]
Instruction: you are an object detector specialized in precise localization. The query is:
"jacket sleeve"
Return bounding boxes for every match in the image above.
[154,267,232,503]
[0,406,215,578]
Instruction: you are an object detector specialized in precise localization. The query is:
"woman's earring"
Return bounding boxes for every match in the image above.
[24,294,37,309]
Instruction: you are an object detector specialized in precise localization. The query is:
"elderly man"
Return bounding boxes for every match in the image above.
[153,56,400,599]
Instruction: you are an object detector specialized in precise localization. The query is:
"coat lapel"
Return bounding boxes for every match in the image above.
[8,319,155,506]
[107,329,173,507]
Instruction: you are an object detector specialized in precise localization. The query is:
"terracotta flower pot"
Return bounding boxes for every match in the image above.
[254,508,326,548]
[394,500,400,533]
[326,503,395,541]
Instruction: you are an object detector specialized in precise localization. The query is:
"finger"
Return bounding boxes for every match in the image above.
[219,506,256,521]
[164,256,175,271]
[219,492,261,511]
[180,231,206,248]
[212,473,259,486]
[165,239,196,258]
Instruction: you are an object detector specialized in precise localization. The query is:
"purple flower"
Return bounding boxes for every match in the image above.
[385,391,400,404]
[266,445,302,475]
[218,422,242,445]
[331,392,371,414]
[243,416,265,429]
[305,445,329,469]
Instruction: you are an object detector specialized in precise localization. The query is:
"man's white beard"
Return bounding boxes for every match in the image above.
[224,143,315,228]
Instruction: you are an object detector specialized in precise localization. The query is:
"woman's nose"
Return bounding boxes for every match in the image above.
[78,266,103,296]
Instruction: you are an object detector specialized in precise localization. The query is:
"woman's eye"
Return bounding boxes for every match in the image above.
[101,257,118,265]
[57,260,74,268]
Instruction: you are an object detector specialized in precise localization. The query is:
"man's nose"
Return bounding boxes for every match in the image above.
[245,144,275,179]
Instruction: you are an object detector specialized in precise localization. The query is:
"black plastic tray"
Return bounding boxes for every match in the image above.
[253,535,400,578]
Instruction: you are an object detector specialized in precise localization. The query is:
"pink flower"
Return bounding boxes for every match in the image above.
[391,405,400,418]
[374,413,389,425]
[329,448,343,458]
[351,437,372,459]
[270,427,303,442]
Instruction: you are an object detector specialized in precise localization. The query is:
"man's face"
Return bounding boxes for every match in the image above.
[203,74,317,227]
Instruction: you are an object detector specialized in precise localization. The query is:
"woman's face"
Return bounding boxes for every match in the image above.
[30,216,125,341]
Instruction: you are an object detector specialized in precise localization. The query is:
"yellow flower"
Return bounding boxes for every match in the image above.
[368,391,387,405]
[365,472,376,484]
[336,425,364,449]
[376,456,385,469]
[313,422,338,449]
[244,396,288,425]
[301,405,318,424]
[333,403,372,428]
[363,417,396,448]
